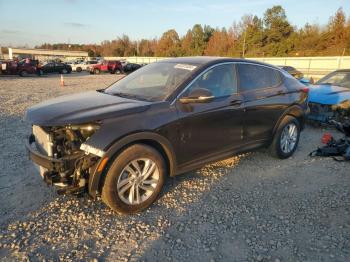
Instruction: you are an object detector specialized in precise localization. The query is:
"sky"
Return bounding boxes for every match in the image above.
[0,0,349,47]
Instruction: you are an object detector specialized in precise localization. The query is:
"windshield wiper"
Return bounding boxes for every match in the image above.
[109,92,154,102]
[110,92,138,99]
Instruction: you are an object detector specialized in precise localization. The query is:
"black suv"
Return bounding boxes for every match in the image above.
[25,57,309,214]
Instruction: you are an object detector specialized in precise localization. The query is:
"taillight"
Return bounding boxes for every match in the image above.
[302,87,309,93]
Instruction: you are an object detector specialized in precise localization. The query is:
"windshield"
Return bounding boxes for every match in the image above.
[316,71,350,88]
[105,62,198,101]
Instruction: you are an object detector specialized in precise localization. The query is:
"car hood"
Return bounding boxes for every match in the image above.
[308,84,350,105]
[25,91,151,126]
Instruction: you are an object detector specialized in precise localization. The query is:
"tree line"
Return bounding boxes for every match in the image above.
[36,6,350,58]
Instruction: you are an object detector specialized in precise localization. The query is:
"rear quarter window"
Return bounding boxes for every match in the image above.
[237,64,281,92]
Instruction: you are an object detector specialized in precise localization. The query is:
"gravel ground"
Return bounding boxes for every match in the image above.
[0,73,349,262]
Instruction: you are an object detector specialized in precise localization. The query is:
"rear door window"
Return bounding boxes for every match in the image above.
[237,64,281,92]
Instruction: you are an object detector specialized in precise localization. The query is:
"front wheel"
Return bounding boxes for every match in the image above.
[61,68,68,74]
[101,144,166,214]
[269,115,300,159]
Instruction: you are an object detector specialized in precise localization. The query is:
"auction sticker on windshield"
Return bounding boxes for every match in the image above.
[174,64,197,71]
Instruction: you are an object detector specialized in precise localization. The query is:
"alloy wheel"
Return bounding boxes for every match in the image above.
[117,158,160,205]
[280,123,298,154]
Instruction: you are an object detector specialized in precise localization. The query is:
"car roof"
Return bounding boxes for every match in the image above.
[159,56,280,69]
[333,69,350,73]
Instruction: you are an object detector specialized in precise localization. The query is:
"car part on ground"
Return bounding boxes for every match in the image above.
[25,57,308,214]
[307,69,350,123]
[309,118,350,161]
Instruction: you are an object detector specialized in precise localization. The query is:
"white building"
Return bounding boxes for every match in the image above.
[4,47,88,61]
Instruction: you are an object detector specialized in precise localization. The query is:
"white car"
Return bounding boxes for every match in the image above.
[71,61,98,72]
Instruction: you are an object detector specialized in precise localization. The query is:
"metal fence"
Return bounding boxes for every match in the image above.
[250,56,350,80]
[105,56,350,80]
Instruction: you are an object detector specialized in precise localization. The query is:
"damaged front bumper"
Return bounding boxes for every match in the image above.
[26,134,83,172]
[25,134,88,194]
[308,102,350,123]
[308,103,334,123]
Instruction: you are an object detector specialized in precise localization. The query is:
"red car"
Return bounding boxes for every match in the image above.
[0,59,43,77]
[89,60,123,74]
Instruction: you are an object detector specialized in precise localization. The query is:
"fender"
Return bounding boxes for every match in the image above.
[272,104,306,136]
[88,131,177,198]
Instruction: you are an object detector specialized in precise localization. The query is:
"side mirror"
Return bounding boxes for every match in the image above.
[179,88,214,104]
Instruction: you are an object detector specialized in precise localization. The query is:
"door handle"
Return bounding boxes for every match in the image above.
[230,99,242,106]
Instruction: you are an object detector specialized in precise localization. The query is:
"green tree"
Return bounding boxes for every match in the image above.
[181,24,206,55]
[204,28,235,56]
[138,39,157,56]
[324,8,347,55]
[263,5,294,56]
[155,29,181,57]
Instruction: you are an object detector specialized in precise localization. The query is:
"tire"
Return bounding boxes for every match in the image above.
[61,69,68,74]
[94,68,100,74]
[19,70,28,77]
[76,67,82,73]
[101,144,166,214]
[115,69,121,74]
[37,69,44,76]
[269,115,300,159]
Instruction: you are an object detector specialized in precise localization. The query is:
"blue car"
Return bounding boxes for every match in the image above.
[308,69,350,122]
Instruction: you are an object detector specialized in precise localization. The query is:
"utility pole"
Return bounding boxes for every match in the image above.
[242,30,246,58]
[341,48,346,57]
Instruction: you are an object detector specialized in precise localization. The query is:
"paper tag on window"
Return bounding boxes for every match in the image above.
[174,64,197,71]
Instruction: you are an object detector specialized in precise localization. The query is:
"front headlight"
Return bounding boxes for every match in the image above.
[68,123,100,140]
[67,124,105,157]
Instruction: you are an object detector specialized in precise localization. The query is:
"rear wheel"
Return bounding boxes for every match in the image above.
[94,68,100,74]
[76,67,82,73]
[61,68,68,74]
[101,144,165,214]
[269,115,300,159]
[19,70,28,77]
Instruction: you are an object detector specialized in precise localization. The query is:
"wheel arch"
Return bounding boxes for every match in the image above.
[88,131,177,198]
[273,104,306,137]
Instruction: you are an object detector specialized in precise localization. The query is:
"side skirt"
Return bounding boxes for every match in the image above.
[174,139,268,175]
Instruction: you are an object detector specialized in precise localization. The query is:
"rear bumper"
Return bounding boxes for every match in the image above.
[25,134,83,172]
